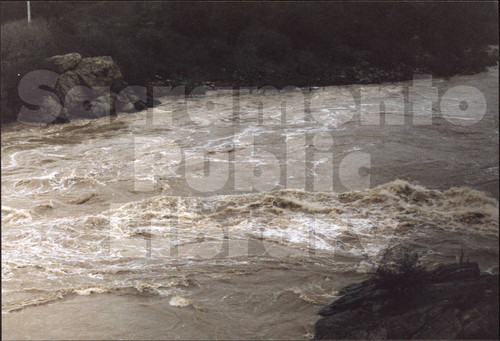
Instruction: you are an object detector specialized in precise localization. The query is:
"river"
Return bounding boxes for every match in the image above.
[2,66,498,339]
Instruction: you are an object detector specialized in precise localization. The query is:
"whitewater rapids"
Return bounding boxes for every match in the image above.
[2,66,498,339]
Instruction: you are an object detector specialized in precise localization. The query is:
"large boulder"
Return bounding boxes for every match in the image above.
[314,262,499,339]
[70,56,124,89]
[38,95,65,124]
[54,70,81,96]
[46,53,82,73]
[38,53,150,123]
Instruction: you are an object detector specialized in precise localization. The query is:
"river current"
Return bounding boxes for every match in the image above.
[2,66,498,339]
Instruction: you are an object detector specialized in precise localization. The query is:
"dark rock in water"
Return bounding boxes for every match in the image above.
[146,94,162,108]
[29,53,143,123]
[55,56,124,120]
[50,115,70,125]
[314,262,499,339]
[134,100,148,111]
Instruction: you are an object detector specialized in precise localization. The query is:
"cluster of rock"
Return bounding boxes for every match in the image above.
[314,262,499,339]
[33,53,155,124]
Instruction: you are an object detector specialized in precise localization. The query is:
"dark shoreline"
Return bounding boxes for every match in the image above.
[314,261,499,339]
[146,56,499,97]
[3,60,498,128]
[2,2,498,124]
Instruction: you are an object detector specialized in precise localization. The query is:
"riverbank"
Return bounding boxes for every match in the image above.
[314,262,499,339]
[164,46,499,92]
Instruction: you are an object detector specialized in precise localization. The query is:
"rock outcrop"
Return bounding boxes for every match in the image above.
[314,262,499,339]
[36,53,153,123]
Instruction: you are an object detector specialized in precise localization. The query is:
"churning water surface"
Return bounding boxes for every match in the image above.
[1,66,499,339]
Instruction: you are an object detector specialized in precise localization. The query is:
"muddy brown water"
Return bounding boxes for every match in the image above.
[2,66,498,339]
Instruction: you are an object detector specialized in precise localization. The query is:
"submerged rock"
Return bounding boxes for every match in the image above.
[314,262,499,339]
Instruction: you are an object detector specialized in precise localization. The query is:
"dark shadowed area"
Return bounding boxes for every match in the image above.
[1,1,498,123]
